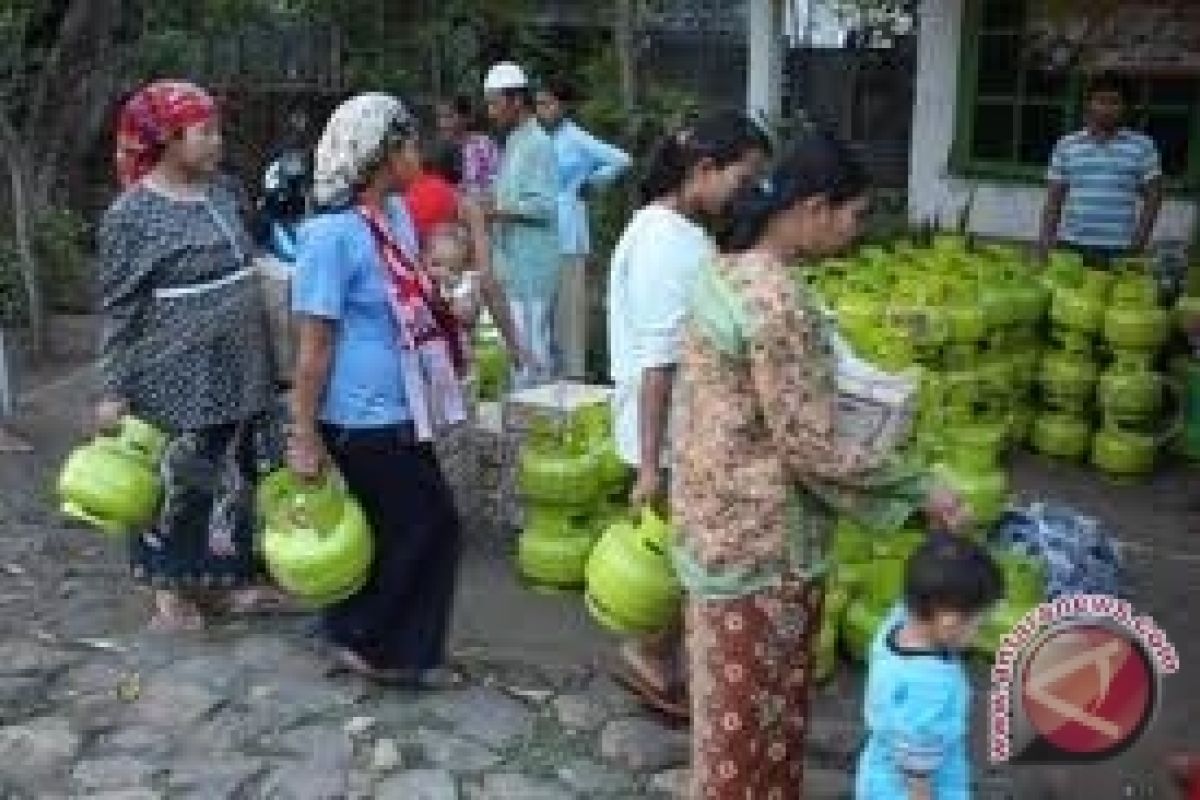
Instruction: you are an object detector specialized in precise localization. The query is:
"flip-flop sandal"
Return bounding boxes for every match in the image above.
[611,660,690,724]
[326,647,410,684]
[223,588,307,616]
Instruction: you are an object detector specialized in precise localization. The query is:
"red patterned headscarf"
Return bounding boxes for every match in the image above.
[115,80,218,188]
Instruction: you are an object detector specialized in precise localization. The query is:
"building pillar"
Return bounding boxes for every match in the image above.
[747,0,785,127]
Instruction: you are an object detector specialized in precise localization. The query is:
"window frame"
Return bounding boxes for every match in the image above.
[950,0,1200,193]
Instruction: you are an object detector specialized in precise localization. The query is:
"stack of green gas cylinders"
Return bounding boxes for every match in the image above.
[1036,255,1175,479]
[515,404,629,591]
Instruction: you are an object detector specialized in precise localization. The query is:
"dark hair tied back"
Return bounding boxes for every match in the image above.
[719,128,869,253]
[639,110,771,205]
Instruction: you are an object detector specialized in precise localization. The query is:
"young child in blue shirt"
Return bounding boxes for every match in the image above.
[856,534,1004,800]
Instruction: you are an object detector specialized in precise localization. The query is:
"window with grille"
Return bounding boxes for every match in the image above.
[951,0,1200,189]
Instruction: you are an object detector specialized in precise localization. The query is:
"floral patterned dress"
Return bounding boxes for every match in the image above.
[671,251,928,800]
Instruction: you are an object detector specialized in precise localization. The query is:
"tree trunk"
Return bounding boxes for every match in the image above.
[614,0,641,208]
[614,0,638,126]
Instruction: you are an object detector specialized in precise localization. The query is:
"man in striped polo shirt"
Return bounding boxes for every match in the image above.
[1038,72,1164,268]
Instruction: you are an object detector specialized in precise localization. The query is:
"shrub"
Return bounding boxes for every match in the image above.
[0,207,93,327]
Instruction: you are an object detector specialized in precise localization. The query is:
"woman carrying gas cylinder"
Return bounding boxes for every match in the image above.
[671,130,967,799]
[287,93,466,687]
[95,81,282,631]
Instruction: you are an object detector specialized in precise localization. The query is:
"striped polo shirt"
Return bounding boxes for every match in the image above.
[1047,129,1161,249]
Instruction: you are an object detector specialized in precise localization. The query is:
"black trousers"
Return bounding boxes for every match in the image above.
[319,423,462,670]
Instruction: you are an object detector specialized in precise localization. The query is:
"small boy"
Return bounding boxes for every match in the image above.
[856,535,1004,800]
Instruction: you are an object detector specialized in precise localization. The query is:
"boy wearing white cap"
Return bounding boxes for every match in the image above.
[482,62,560,389]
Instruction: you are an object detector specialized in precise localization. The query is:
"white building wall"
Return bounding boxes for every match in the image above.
[908,0,1196,244]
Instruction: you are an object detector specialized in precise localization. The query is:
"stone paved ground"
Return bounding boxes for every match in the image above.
[2,352,1198,799]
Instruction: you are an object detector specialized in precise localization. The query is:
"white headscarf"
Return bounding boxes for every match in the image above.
[313,93,413,207]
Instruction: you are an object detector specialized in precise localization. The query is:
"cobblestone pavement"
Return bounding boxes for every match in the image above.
[2,358,1198,799]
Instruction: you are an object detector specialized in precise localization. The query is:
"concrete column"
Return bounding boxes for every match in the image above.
[747,0,785,127]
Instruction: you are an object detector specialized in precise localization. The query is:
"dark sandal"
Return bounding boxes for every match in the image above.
[400,665,470,691]
[327,647,410,684]
[223,588,307,616]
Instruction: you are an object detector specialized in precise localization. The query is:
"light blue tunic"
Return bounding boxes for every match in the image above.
[291,197,417,428]
[491,117,561,301]
[856,605,972,800]
[549,119,631,256]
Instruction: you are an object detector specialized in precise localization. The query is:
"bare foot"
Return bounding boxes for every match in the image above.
[147,591,205,633]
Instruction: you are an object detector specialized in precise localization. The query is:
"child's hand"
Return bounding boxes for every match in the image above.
[925,485,971,534]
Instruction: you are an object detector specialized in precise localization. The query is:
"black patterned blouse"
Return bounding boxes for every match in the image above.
[97,185,274,431]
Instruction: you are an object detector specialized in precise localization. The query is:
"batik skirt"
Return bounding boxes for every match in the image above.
[685,575,825,800]
[130,414,283,589]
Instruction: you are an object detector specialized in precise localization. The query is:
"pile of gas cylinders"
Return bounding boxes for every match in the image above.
[806,233,1196,482]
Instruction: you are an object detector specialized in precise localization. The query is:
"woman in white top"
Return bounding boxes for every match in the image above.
[606,111,771,720]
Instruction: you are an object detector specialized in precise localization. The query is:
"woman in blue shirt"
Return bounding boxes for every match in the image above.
[536,78,631,379]
[288,93,466,687]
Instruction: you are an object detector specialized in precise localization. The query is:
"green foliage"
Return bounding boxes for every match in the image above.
[0,208,91,326]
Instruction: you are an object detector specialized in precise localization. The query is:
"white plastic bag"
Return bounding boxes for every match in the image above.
[827,330,919,458]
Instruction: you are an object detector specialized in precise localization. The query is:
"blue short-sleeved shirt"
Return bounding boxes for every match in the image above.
[856,605,971,800]
[1048,129,1161,250]
[292,197,415,428]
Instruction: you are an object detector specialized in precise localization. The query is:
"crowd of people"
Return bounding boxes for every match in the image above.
[93,60,1178,799]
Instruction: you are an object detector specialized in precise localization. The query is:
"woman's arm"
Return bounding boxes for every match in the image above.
[745,272,874,482]
[630,365,674,508]
[576,126,632,189]
[741,267,932,527]
[287,219,348,477]
[288,317,334,477]
[95,210,150,428]
[460,196,525,364]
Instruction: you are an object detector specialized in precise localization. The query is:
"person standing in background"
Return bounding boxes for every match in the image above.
[536,78,631,380]
[1038,72,1164,269]
[436,95,502,199]
[482,62,559,390]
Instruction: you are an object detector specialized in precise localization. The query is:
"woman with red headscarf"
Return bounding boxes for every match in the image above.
[95,80,280,631]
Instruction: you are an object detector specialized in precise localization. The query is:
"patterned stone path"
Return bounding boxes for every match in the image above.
[2,358,1197,799]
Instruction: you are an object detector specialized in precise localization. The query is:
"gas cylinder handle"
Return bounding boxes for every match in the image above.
[1153,376,1186,448]
[638,507,671,557]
